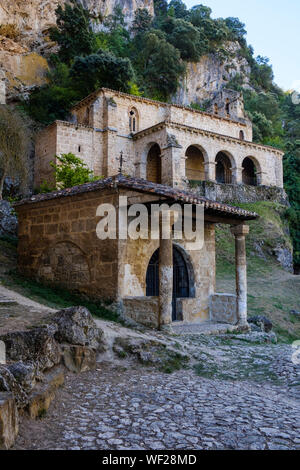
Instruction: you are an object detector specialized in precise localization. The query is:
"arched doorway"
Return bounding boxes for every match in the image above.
[146,144,161,184]
[215,152,233,184]
[146,246,191,321]
[242,157,257,186]
[185,145,205,181]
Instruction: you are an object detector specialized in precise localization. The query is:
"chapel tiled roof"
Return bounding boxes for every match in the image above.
[14,175,258,220]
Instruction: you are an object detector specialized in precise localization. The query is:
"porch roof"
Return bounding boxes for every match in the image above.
[15,175,258,221]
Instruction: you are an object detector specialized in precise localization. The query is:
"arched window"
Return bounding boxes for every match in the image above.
[214,103,218,115]
[129,108,138,132]
[239,130,245,140]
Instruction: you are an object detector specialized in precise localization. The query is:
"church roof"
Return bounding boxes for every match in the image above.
[15,175,258,221]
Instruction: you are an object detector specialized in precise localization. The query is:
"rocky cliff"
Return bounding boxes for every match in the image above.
[173,42,252,107]
[0,0,154,101]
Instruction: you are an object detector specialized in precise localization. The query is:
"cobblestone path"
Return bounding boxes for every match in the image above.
[14,349,300,450]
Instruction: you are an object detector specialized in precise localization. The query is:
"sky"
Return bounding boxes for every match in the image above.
[185,0,300,92]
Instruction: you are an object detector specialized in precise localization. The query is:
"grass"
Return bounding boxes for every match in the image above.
[215,202,300,343]
[1,270,120,323]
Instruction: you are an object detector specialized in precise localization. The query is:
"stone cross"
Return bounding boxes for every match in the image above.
[117,151,126,174]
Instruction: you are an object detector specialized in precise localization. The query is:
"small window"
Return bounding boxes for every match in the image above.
[78,145,81,152]
[225,99,230,115]
[214,104,218,115]
[239,130,245,140]
[129,108,138,132]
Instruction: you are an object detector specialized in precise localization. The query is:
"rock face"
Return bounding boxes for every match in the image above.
[0,200,18,238]
[173,42,252,106]
[0,0,154,101]
[51,306,104,350]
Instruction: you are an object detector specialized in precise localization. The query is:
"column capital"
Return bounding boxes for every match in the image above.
[231,224,249,237]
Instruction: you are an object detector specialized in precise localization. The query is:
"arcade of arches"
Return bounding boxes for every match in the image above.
[145,143,260,188]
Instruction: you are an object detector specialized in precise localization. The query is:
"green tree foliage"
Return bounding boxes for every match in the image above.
[225,17,247,43]
[0,106,31,199]
[281,93,300,268]
[49,0,97,65]
[168,0,189,19]
[137,31,185,100]
[160,18,203,61]
[153,0,168,18]
[70,51,135,95]
[50,153,100,190]
[131,8,153,34]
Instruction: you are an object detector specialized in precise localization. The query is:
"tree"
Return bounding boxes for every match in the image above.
[131,9,153,35]
[70,51,135,95]
[168,0,189,19]
[139,32,185,100]
[50,153,99,190]
[225,17,246,43]
[24,62,80,125]
[0,106,31,199]
[163,18,204,61]
[153,0,168,18]
[50,0,97,64]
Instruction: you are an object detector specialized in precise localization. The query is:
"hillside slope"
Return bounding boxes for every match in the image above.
[215,201,300,341]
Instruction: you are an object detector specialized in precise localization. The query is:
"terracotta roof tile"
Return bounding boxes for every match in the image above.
[14,175,258,220]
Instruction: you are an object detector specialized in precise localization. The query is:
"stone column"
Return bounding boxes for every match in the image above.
[256,171,267,186]
[230,224,250,326]
[232,166,243,184]
[204,162,216,182]
[158,213,173,330]
[161,134,183,187]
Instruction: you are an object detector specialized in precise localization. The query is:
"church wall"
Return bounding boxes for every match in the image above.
[15,189,120,301]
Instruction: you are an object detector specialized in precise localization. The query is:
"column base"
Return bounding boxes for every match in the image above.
[236,321,250,332]
[159,324,174,334]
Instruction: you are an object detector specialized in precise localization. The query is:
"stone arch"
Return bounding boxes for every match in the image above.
[185,145,207,181]
[215,151,235,184]
[242,156,261,186]
[38,241,91,288]
[129,107,139,133]
[146,143,162,184]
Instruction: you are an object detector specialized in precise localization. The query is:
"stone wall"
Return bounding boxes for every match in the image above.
[209,294,237,325]
[16,189,120,301]
[122,297,159,328]
[188,181,289,205]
